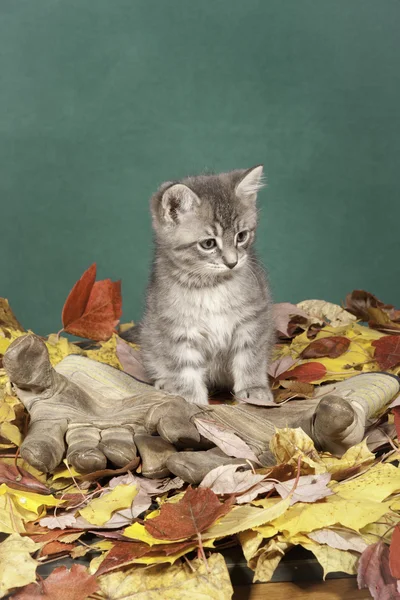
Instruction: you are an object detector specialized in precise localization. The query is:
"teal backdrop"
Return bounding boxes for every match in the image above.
[1,0,399,334]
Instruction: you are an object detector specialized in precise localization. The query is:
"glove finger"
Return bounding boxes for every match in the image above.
[99,426,137,468]
[157,415,212,449]
[66,426,107,473]
[20,419,67,473]
[134,433,177,479]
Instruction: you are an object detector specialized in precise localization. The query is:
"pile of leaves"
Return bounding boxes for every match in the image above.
[0,266,400,599]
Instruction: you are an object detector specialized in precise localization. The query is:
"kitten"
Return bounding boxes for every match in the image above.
[140,166,275,405]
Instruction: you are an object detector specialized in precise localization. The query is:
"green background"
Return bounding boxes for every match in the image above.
[1,0,399,335]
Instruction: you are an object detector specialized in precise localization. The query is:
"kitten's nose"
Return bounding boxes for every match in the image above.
[222,250,238,269]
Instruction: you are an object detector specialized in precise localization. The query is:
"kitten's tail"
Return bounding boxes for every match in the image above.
[119,323,142,344]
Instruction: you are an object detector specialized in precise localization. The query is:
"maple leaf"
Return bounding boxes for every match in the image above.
[390,525,400,580]
[61,263,122,341]
[144,486,234,541]
[372,335,400,370]
[357,541,400,600]
[12,564,99,600]
[299,336,350,359]
[279,362,327,383]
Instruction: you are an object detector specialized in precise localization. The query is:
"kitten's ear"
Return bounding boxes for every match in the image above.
[152,183,200,225]
[236,165,265,204]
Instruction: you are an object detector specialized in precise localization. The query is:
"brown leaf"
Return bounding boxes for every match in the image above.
[115,337,152,383]
[390,525,400,580]
[372,336,400,370]
[273,303,310,338]
[280,381,315,396]
[144,486,234,541]
[279,362,327,383]
[61,264,122,341]
[11,564,99,600]
[39,540,76,557]
[346,290,400,333]
[0,298,24,331]
[95,540,195,576]
[357,541,400,600]
[78,456,140,482]
[0,463,50,495]
[299,336,350,359]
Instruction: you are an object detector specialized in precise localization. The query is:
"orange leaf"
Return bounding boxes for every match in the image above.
[300,336,350,360]
[144,486,234,541]
[11,564,99,600]
[61,264,122,341]
[279,362,327,383]
[389,525,400,580]
[372,335,400,370]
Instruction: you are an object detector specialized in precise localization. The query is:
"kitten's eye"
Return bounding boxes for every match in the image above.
[199,238,217,250]
[236,230,249,245]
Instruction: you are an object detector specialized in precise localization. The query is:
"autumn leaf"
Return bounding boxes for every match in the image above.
[194,418,260,463]
[357,541,399,600]
[372,335,400,370]
[78,484,138,526]
[274,472,333,505]
[144,486,234,541]
[115,337,152,383]
[279,362,327,383]
[299,336,350,360]
[308,528,368,553]
[346,290,400,323]
[297,300,356,327]
[12,564,99,600]
[199,464,266,497]
[0,298,24,331]
[0,463,50,495]
[0,534,41,597]
[61,263,122,341]
[389,525,400,580]
[273,303,311,338]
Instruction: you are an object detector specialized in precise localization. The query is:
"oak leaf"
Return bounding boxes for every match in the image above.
[357,541,400,600]
[61,263,122,341]
[144,486,234,541]
[279,362,327,383]
[372,335,400,370]
[299,336,350,359]
[12,564,99,600]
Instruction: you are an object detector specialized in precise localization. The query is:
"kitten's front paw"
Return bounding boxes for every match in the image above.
[235,386,275,405]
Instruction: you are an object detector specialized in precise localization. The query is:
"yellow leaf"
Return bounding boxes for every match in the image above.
[85,334,122,370]
[202,497,291,540]
[132,545,198,566]
[238,530,264,563]
[254,523,279,538]
[269,427,325,474]
[361,515,400,545]
[0,533,41,597]
[301,542,358,579]
[0,484,60,515]
[251,537,292,583]
[0,422,21,445]
[332,463,400,502]
[0,398,16,422]
[0,329,26,356]
[271,494,391,537]
[79,484,138,526]
[52,462,81,480]
[123,522,182,546]
[320,439,375,477]
[45,334,83,366]
[96,552,233,600]
[0,494,26,533]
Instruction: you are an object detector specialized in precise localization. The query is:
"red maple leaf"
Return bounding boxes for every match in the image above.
[372,336,400,370]
[300,336,350,360]
[357,541,399,599]
[144,486,234,541]
[61,263,122,341]
[279,362,327,383]
[389,525,400,580]
[11,564,99,600]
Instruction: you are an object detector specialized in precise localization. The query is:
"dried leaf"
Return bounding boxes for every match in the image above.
[79,484,138,526]
[144,486,234,541]
[302,541,359,579]
[331,463,400,503]
[0,298,24,331]
[357,541,400,600]
[252,537,291,583]
[372,335,400,370]
[96,552,233,600]
[274,473,333,505]
[300,336,350,360]
[39,514,78,530]
[12,564,99,600]
[194,418,260,463]
[390,525,400,580]
[61,263,122,341]
[279,362,327,383]
[0,483,60,515]
[0,533,41,597]
[115,338,152,383]
[308,528,368,553]
[346,290,400,325]
[268,355,296,379]
[297,300,356,327]
[0,463,50,495]
[270,428,324,474]
[199,464,265,496]
[273,303,311,337]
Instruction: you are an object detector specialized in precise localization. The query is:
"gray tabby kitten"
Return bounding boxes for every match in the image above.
[140,166,275,405]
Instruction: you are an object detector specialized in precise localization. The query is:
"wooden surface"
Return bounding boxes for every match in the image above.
[233,579,371,600]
